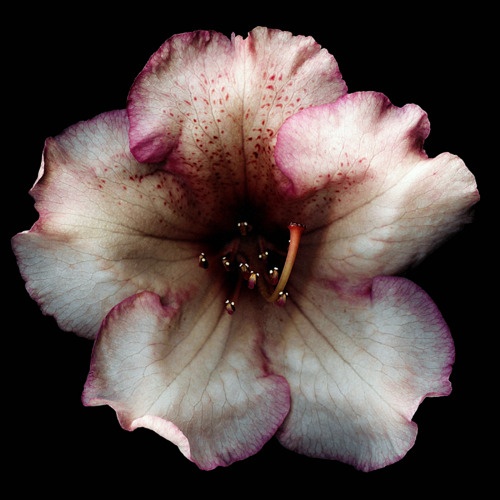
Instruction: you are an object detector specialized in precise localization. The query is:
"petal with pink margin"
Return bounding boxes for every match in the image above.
[127,27,347,230]
[12,110,212,338]
[82,291,290,470]
[275,91,479,283]
[264,275,454,471]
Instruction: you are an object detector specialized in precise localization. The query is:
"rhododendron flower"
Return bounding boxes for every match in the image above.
[12,27,479,471]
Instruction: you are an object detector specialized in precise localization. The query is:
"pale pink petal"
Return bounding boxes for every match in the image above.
[12,110,211,338]
[275,91,479,284]
[82,291,290,470]
[265,276,454,471]
[127,27,346,230]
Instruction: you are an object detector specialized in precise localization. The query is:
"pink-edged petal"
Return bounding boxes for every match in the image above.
[275,91,479,283]
[264,275,453,471]
[127,27,346,228]
[82,291,290,470]
[12,110,211,338]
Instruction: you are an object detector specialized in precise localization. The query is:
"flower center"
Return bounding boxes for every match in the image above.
[198,222,305,315]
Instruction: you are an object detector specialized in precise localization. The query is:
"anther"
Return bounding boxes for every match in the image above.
[239,262,251,279]
[268,267,279,286]
[222,255,232,271]
[225,299,236,315]
[248,272,259,290]
[237,221,252,236]
[258,250,269,261]
[198,253,209,269]
[276,291,288,307]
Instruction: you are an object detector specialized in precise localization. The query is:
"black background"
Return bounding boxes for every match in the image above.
[6,4,493,495]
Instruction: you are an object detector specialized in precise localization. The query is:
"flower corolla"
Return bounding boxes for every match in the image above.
[12,27,479,471]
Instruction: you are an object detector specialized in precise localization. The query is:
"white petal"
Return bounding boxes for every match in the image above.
[12,110,208,338]
[83,291,290,470]
[275,91,479,281]
[267,276,454,471]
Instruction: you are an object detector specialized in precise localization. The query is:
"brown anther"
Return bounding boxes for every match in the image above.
[225,299,236,315]
[239,262,251,279]
[248,272,259,290]
[222,255,232,271]
[198,253,209,269]
[258,250,269,261]
[276,291,288,307]
[237,221,252,236]
[268,267,279,286]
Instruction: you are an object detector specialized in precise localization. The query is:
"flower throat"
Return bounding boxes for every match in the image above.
[198,222,305,315]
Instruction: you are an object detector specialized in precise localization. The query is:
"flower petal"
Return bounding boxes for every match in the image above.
[12,110,211,338]
[127,27,346,228]
[82,291,290,470]
[266,276,454,471]
[275,91,479,283]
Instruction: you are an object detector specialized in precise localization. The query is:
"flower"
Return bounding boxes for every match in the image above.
[12,27,479,471]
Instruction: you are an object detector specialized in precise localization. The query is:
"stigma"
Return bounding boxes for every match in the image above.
[198,221,305,315]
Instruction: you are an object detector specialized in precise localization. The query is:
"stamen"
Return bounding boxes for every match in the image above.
[222,255,232,271]
[225,299,236,315]
[199,221,305,315]
[248,272,259,290]
[258,236,269,261]
[225,270,244,315]
[259,222,305,303]
[276,291,288,307]
[268,267,279,286]
[237,221,252,236]
[239,262,251,280]
[198,252,209,269]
